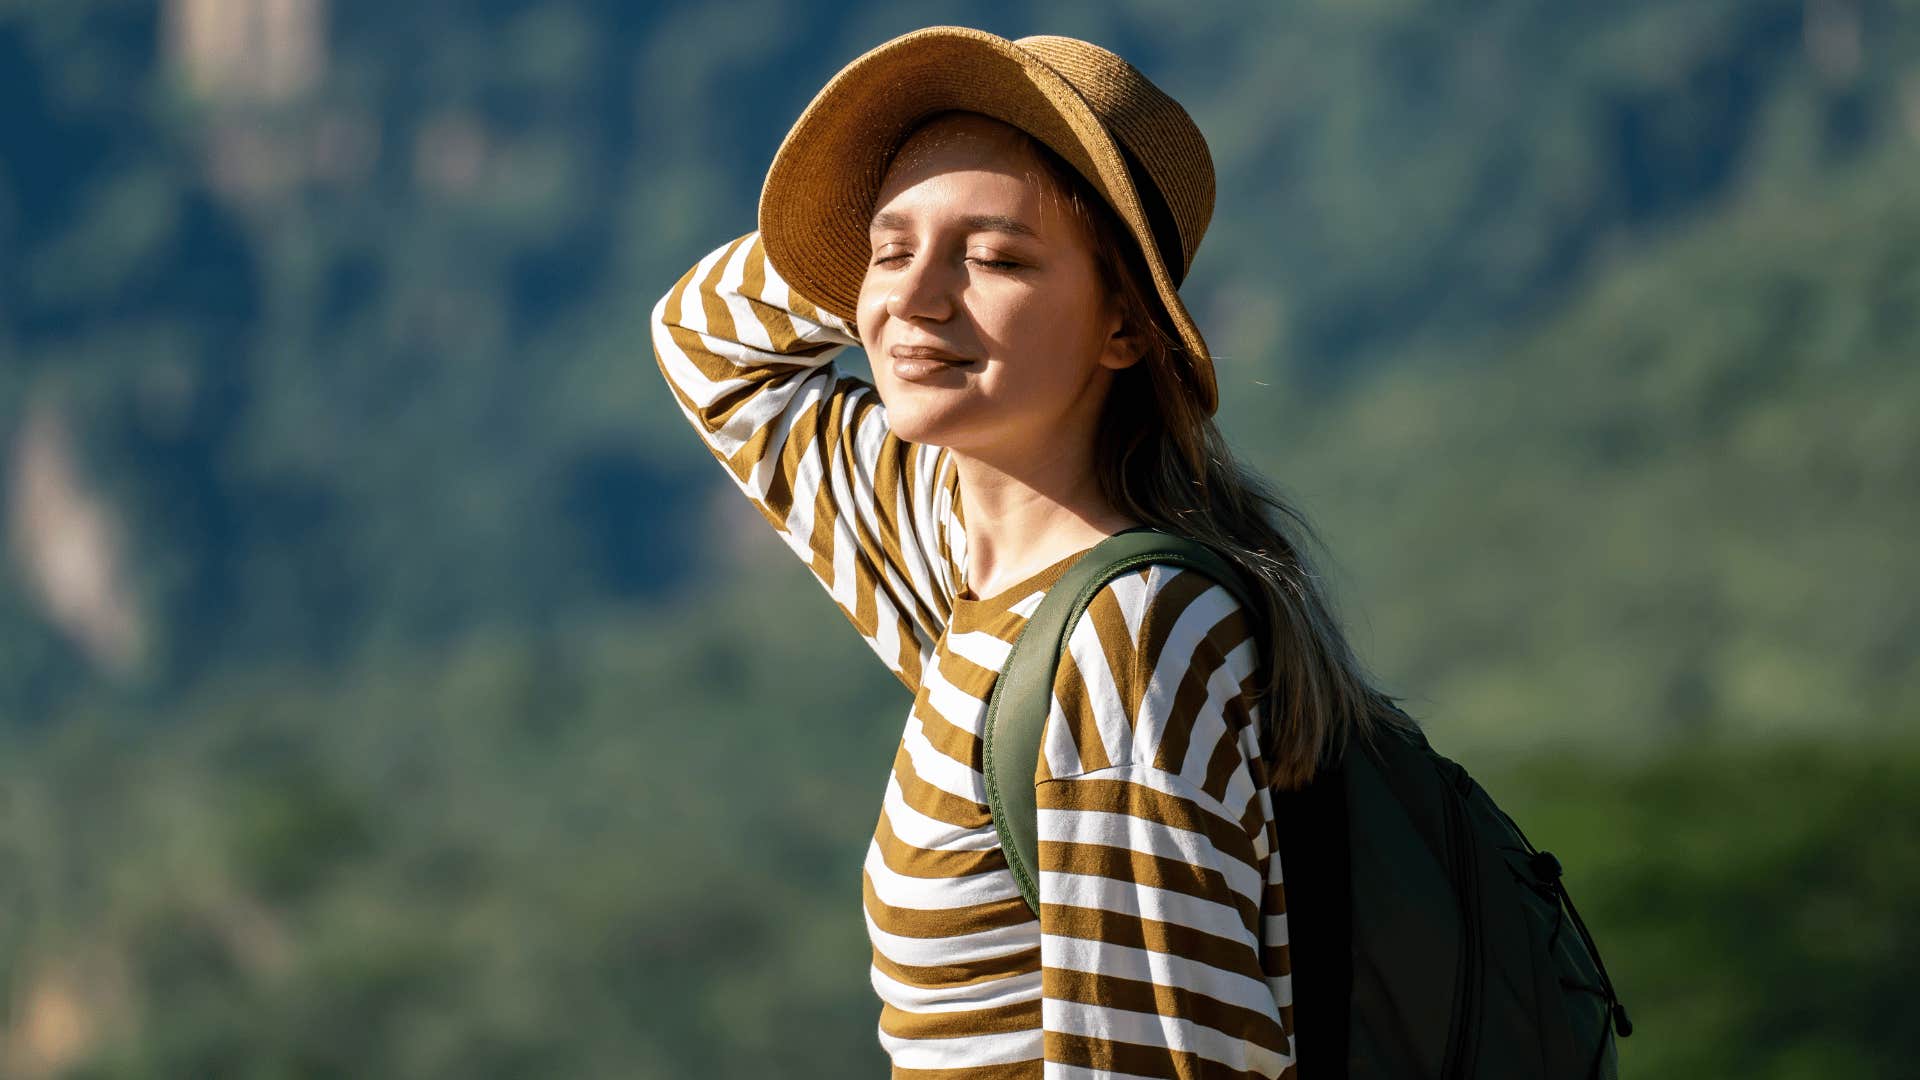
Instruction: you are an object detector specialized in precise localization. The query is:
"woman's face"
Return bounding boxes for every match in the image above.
[857,113,1138,459]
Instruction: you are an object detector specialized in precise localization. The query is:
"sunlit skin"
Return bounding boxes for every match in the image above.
[857,113,1143,598]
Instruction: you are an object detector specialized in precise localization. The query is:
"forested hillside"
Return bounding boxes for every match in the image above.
[1,1,1914,1075]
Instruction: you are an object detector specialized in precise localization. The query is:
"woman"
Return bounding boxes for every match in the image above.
[652,27,1397,1078]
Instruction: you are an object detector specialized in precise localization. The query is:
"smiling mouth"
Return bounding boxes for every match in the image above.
[889,347,976,365]
[888,347,977,384]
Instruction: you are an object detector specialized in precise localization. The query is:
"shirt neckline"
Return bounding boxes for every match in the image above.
[953,548,1084,609]
[948,537,1124,633]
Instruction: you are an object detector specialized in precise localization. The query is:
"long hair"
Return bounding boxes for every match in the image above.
[1023,132,1409,790]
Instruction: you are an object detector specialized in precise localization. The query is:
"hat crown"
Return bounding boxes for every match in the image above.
[1011,34,1216,278]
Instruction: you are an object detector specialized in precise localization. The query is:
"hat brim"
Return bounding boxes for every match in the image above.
[757,25,1217,414]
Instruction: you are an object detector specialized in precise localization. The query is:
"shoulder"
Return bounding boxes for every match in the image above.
[1040,561,1266,786]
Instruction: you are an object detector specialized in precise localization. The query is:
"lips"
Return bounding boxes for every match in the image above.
[888,344,977,385]
[888,345,975,364]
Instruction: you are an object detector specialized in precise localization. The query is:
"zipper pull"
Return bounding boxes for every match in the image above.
[1529,850,1562,881]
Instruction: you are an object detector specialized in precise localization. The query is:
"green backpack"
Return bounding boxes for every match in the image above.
[982,528,1631,1079]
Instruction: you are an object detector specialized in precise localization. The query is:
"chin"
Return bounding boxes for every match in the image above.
[878,408,963,448]
[873,392,979,449]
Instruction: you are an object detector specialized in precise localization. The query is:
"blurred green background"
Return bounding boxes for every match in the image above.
[1,1,1915,1076]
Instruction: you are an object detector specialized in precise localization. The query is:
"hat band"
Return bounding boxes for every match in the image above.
[1114,140,1187,288]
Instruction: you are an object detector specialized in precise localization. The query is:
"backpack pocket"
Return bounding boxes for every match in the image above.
[1454,768,1624,1080]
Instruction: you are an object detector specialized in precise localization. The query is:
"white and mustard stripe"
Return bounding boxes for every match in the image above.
[653,232,1297,1077]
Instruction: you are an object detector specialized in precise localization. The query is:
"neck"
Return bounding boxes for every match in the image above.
[951,437,1137,599]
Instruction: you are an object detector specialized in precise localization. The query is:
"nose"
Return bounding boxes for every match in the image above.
[885,251,958,324]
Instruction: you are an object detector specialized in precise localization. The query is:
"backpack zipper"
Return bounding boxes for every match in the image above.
[1439,763,1483,1079]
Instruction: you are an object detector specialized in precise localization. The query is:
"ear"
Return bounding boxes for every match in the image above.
[1096,307,1144,371]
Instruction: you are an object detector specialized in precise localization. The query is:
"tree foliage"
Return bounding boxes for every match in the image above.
[1,1,1915,1074]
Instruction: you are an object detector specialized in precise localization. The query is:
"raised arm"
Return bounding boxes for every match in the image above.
[1035,565,1296,1078]
[651,231,967,692]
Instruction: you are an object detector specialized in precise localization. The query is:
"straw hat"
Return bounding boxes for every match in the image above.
[758,26,1221,415]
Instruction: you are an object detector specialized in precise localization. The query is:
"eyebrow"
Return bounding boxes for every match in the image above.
[869,211,1040,240]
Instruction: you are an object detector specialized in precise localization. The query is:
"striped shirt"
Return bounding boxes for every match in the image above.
[652,231,1297,1078]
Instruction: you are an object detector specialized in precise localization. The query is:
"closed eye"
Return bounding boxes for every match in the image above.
[870,253,1023,272]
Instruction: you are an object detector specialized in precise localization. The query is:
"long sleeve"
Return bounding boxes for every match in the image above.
[650,231,968,693]
[1034,565,1296,1078]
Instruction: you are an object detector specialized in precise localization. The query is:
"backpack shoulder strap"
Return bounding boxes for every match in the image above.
[983,528,1254,914]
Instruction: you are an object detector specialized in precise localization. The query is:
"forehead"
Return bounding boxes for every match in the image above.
[870,113,1075,226]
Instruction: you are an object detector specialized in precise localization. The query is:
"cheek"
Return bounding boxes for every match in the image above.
[855,270,895,343]
[993,290,1104,385]
[854,280,901,399]
[854,297,882,348]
